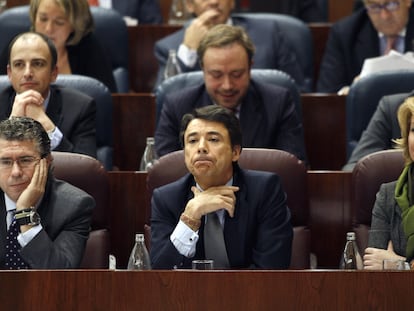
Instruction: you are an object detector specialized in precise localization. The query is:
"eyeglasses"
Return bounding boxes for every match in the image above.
[365,1,400,13]
[0,156,40,170]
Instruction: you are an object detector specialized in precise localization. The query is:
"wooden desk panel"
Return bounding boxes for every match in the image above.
[128,25,181,93]
[109,171,149,267]
[308,23,331,89]
[112,93,156,171]
[308,171,352,268]
[1,270,413,310]
[301,94,347,170]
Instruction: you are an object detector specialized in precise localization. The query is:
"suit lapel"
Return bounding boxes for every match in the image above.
[239,83,263,146]
[223,167,248,267]
[45,86,63,128]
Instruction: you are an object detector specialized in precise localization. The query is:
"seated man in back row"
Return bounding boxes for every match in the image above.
[0,32,97,159]
[150,105,293,269]
[343,91,410,171]
[155,24,307,163]
[154,0,305,91]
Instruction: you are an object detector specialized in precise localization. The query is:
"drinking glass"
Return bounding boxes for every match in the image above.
[192,260,214,270]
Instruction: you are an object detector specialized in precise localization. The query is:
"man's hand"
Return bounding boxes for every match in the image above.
[363,241,405,270]
[11,90,55,132]
[16,158,48,211]
[184,185,239,220]
[183,9,221,50]
[11,89,44,117]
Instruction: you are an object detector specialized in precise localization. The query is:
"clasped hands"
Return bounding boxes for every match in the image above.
[11,90,55,132]
[183,185,239,221]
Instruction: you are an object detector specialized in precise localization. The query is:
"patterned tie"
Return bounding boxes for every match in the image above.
[204,212,230,269]
[4,219,28,270]
[384,35,398,55]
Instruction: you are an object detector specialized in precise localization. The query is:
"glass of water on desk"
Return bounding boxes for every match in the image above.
[192,260,214,270]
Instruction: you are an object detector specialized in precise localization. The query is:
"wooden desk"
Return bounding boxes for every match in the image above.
[1,270,413,310]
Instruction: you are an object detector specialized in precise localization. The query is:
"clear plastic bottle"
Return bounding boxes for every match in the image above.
[168,0,190,25]
[127,233,151,270]
[339,232,363,270]
[163,49,182,81]
[139,137,158,171]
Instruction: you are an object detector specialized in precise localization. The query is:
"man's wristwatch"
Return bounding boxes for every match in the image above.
[14,207,41,226]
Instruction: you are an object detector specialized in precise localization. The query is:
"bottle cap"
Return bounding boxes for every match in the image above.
[146,137,155,144]
[135,233,145,242]
[346,232,356,240]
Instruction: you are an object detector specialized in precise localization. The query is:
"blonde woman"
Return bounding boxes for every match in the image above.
[364,97,414,269]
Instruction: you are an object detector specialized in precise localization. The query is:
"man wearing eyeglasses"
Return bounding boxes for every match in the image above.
[317,0,414,93]
[0,117,94,269]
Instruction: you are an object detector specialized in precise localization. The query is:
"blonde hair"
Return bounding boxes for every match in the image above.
[395,96,414,164]
[30,0,94,45]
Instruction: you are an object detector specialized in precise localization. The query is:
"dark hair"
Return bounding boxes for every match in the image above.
[180,105,242,149]
[0,117,51,158]
[197,24,255,68]
[8,32,58,69]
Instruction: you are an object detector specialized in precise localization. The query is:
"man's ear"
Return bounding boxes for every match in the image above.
[232,145,241,162]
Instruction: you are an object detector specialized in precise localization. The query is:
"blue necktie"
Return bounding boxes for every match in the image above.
[4,219,28,269]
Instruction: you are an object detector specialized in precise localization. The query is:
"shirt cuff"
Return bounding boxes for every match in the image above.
[48,126,63,150]
[170,220,199,257]
[17,224,43,247]
[177,44,198,68]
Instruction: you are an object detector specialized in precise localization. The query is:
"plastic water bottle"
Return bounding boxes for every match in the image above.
[163,49,182,80]
[127,233,151,270]
[339,232,363,270]
[139,137,158,171]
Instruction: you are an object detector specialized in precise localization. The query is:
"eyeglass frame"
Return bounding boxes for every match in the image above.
[364,1,401,13]
[0,156,41,170]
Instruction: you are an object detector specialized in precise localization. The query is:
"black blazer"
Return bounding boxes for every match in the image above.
[317,7,414,93]
[113,0,162,24]
[150,166,293,269]
[0,85,97,158]
[154,15,305,90]
[155,79,307,162]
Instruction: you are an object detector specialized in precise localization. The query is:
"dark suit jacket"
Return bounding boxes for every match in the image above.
[113,0,162,24]
[241,0,325,22]
[0,173,95,269]
[155,80,307,162]
[0,33,116,93]
[0,85,97,158]
[154,15,305,90]
[343,92,409,171]
[150,165,293,269]
[317,7,414,93]
[368,181,406,258]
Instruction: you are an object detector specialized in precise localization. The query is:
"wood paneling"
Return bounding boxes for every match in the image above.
[1,270,414,310]
[128,25,181,93]
[301,93,347,170]
[112,93,156,171]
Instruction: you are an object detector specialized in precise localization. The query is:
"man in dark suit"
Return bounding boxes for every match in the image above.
[155,24,307,163]
[150,105,293,269]
[317,0,414,93]
[154,0,304,90]
[1,32,96,158]
[343,92,409,170]
[91,0,162,24]
[0,117,94,269]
